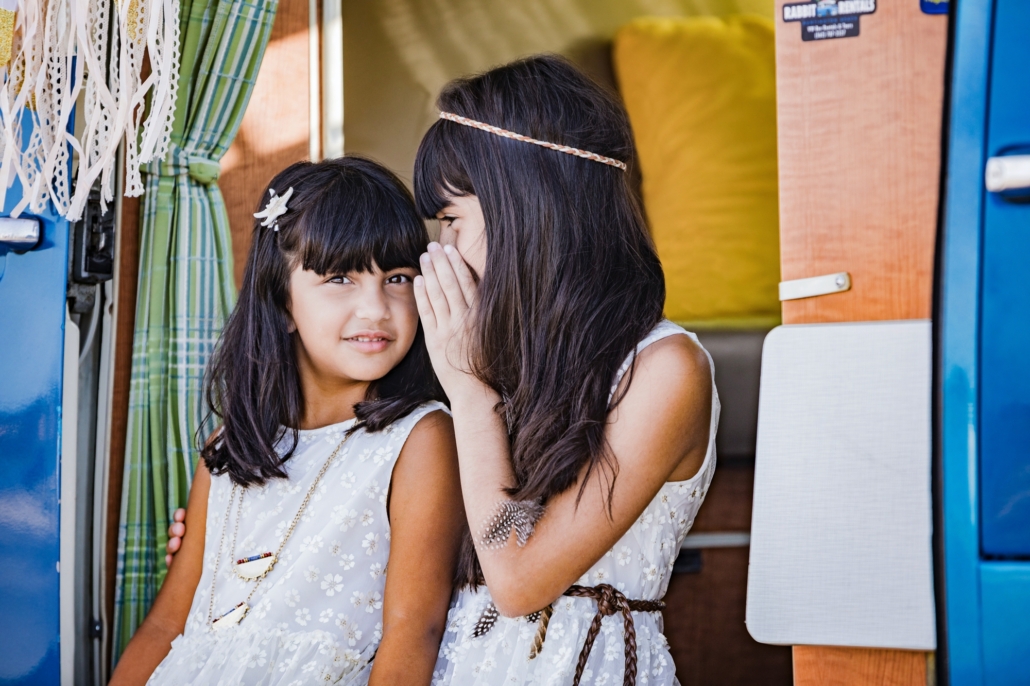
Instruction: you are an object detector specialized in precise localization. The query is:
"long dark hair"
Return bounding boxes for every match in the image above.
[414,55,665,586]
[202,156,444,487]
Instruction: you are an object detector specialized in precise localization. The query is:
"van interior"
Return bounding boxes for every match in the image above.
[65,1,791,683]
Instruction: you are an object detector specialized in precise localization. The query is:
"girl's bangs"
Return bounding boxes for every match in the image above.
[295,172,426,277]
[414,120,476,219]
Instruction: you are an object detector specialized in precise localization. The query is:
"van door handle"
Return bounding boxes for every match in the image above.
[0,216,41,251]
[985,155,1030,192]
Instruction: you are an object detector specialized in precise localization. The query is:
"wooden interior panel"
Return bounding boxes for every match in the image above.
[793,646,928,686]
[690,459,756,534]
[773,2,947,682]
[775,1,947,324]
[666,547,793,686]
[665,462,793,685]
[105,191,140,658]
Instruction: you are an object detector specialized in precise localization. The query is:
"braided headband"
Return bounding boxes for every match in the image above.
[439,112,628,172]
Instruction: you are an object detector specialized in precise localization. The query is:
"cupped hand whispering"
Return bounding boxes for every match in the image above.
[413,242,479,397]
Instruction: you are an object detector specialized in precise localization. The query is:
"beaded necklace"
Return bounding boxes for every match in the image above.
[207,432,351,629]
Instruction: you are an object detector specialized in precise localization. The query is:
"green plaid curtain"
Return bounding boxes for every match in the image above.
[113,0,278,660]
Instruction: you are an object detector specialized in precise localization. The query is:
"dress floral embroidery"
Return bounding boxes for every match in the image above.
[433,322,719,686]
[147,401,448,686]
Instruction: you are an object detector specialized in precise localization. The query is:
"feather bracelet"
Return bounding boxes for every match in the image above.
[479,499,545,549]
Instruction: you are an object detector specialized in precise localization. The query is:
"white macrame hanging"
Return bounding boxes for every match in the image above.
[0,0,180,221]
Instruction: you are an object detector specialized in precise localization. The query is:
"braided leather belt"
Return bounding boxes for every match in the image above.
[563,584,665,686]
[470,583,665,686]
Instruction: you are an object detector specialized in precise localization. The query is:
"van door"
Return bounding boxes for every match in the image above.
[0,172,71,683]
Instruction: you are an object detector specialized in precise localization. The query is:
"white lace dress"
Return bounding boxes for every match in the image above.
[148,401,448,686]
[433,321,719,686]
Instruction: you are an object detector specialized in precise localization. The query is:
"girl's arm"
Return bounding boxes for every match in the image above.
[109,461,211,686]
[369,410,465,686]
[415,245,712,618]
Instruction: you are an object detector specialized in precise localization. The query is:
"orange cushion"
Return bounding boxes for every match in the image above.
[614,15,780,327]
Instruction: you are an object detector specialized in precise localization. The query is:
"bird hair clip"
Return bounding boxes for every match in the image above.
[253,187,294,232]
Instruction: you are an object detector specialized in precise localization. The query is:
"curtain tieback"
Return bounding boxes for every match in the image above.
[144,151,221,184]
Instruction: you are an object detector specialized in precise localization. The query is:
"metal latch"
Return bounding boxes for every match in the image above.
[0,216,41,251]
[67,188,116,313]
[779,272,851,301]
[985,155,1030,193]
[72,187,115,284]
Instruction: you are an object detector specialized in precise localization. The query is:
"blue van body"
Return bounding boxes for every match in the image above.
[0,126,71,683]
[939,0,1030,683]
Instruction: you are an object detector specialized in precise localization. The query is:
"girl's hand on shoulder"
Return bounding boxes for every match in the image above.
[165,427,219,566]
[413,243,478,395]
[165,507,186,568]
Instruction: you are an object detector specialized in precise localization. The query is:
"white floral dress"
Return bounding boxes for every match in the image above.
[148,401,448,686]
[433,321,719,686]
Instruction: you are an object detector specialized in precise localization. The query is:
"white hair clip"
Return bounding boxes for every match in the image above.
[253,187,294,232]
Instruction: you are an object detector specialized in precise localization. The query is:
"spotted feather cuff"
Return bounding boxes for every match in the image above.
[479,500,545,549]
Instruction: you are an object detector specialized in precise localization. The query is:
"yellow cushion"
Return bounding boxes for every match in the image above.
[613,15,780,328]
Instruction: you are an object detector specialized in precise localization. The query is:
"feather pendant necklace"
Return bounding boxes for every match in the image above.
[207,433,351,628]
[212,602,249,630]
[234,552,276,580]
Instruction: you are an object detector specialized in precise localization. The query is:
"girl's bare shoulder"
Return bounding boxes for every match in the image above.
[406,408,454,442]
[613,332,713,462]
[397,409,457,467]
[630,333,712,401]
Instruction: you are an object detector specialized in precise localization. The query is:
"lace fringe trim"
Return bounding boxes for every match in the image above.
[0,0,179,220]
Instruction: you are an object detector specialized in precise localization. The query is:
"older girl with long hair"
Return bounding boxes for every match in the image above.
[414,54,719,686]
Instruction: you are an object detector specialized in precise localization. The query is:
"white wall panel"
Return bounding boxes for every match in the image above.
[746,320,935,650]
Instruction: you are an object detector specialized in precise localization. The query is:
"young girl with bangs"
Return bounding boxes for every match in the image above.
[110,156,464,686]
[413,55,719,686]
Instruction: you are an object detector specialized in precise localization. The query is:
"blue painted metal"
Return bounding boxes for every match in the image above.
[0,133,69,682]
[980,563,1030,685]
[939,0,991,682]
[940,0,1030,683]
[978,0,1030,557]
